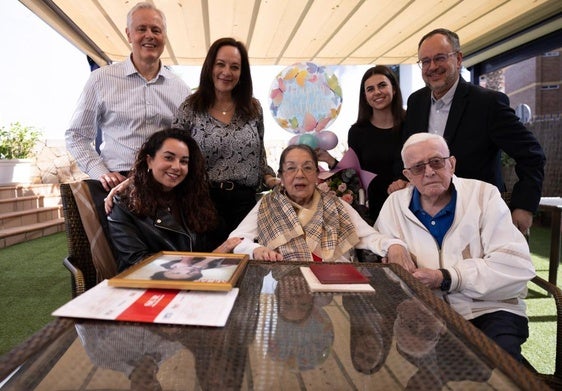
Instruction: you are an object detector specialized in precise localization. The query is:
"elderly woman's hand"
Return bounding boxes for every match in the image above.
[104,178,131,215]
[253,246,283,261]
[383,244,416,273]
[213,237,242,253]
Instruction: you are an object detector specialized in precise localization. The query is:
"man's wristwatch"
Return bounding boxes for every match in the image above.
[439,268,451,292]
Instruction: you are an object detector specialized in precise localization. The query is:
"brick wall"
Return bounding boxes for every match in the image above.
[504,50,562,116]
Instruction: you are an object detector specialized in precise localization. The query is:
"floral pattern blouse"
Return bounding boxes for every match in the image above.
[172,100,274,189]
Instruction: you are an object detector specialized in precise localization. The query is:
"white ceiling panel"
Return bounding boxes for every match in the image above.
[19,0,561,67]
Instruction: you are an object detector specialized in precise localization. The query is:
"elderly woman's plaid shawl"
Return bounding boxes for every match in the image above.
[256,186,359,261]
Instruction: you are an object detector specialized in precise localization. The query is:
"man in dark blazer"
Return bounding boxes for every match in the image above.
[402,28,545,234]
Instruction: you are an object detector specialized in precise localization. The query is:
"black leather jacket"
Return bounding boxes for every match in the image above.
[107,198,214,271]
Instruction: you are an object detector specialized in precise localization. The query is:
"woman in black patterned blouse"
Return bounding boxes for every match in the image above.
[173,37,278,240]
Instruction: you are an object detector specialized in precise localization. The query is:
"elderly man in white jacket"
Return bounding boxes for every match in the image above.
[375,132,535,362]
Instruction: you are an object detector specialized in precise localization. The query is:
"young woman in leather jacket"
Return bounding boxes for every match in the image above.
[107,128,240,271]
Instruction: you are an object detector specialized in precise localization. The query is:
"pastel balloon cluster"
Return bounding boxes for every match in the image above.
[269,62,342,135]
[288,130,338,150]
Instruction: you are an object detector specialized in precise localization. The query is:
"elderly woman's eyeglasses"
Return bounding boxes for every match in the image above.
[405,157,450,176]
[283,164,317,175]
[417,52,457,69]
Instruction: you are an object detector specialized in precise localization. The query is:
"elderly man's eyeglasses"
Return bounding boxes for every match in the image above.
[405,157,450,176]
[283,164,317,175]
[417,52,457,69]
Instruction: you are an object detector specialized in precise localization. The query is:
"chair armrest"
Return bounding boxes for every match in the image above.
[529,275,562,379]
[62,256,85,297]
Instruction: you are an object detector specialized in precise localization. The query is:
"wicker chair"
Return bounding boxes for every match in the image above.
[60,180,117,297]
[501,191,562,386]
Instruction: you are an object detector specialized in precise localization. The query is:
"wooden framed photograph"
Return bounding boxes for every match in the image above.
[108,251,249,291]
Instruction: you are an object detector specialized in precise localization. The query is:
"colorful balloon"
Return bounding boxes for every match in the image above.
[298,133,318,149]
[316,130,338,150]
[269,62,343,135]
[288,134,300,145]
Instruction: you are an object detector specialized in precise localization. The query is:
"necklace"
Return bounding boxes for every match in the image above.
[218,103,234,115]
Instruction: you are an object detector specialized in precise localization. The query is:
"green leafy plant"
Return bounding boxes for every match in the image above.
[0,122,42,159]
[501,150,515,167]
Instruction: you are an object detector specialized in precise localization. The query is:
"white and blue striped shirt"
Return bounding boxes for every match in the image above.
[65,56,190,179]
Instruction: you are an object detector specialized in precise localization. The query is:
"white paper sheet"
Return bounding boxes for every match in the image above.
[52,280,239,327]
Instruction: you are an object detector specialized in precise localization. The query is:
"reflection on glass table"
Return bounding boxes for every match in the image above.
[75,322,183,390]
[0,262,548,390]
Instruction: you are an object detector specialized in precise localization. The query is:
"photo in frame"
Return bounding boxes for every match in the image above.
[108,251,249,291]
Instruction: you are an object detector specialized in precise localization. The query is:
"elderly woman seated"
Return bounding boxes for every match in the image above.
[375,133,535,361]
[229,144,411,263]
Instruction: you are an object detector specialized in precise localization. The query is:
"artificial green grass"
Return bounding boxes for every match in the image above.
[523,224,558,375]
[0,232,70,355]
[0,226,558,375]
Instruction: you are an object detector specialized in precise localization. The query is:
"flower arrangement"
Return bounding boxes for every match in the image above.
[317,168,363,207]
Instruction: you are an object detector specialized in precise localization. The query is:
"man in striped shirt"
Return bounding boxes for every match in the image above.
[66,2,190,191]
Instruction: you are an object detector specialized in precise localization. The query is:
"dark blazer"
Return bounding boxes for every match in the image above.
[403,77,545,213]
[108,198,212,271]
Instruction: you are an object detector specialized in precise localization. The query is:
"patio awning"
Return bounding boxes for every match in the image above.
[18,0,562,67]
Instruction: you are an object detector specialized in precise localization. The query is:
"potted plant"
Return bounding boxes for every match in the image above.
[0,122,42,184]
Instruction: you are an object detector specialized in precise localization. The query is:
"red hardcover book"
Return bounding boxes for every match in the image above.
[309,264,369,284]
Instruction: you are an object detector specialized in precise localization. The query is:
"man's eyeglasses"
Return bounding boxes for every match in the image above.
[405,157,450,176]
[417,52,457,69]
[283,164,317,175]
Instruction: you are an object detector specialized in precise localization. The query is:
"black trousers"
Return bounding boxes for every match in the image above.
[210,186,257,242]
[470,310,529,362]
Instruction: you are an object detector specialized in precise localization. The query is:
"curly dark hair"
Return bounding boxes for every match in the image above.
[355,65,405,132]
[125,128,218,233]
[186,37,261,120]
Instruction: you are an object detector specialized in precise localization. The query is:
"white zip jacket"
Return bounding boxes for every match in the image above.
[375,176,535,320]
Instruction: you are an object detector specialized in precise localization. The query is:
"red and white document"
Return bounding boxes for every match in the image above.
[52,280,239,327]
